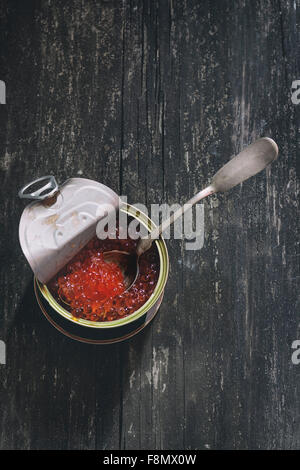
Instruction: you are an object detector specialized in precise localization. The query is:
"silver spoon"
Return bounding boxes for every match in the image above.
[104,137,278,290]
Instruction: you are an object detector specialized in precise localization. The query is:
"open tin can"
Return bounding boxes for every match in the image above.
[19,176,169,344]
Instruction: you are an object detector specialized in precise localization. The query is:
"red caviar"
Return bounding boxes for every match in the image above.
[48,227,160,322]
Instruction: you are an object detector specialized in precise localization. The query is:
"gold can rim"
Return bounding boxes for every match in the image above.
[37,203,169,329]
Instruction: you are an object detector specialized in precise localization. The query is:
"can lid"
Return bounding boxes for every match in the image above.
[19,177,120,284]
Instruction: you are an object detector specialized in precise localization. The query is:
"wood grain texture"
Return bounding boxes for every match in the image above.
[0,0,299,450]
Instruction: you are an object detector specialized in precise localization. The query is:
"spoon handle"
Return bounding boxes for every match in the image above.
[137,137,278,256]
[136,185,214,255]
[211,137,278,192]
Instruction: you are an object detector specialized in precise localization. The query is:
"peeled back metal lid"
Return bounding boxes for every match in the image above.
[18,176,120,284]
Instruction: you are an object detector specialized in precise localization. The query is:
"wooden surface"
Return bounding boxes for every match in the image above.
[0,0,299,450]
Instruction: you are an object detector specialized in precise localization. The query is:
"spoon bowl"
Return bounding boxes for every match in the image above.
[103,250,139,291]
